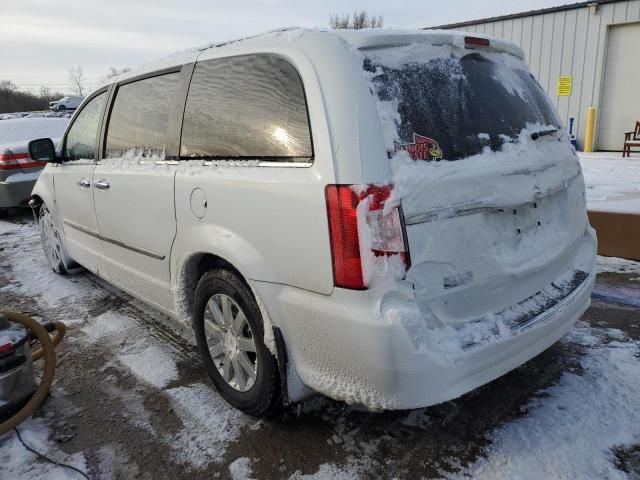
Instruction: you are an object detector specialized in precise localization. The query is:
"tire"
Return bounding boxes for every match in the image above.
[38,204,68,274]
[57,105,66,111]
[193,268,281,416]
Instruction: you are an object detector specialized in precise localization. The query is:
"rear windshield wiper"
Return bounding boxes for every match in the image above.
[530,128,558,141]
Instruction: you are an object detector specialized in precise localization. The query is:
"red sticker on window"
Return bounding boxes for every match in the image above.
[394,133,443,162]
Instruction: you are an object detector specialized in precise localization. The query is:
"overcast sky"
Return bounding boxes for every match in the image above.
[2,0,569,95]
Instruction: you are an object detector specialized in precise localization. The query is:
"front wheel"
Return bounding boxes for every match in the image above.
[193,269,281,416]
[38,204,68,274]
[57,105,66,111]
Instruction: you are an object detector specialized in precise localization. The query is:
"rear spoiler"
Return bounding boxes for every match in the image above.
[346,31,524,60]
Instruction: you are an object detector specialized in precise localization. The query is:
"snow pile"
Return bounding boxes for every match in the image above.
[597,255,640,276]
[164,383,247,467]
[388,125,578,219]
[81,310,134,341]
[289,462,363,480]
[229,457,254,480]
[0,419,88,480]
[118,343,178,389]
[0,117,68,147]
[457,323,640,479]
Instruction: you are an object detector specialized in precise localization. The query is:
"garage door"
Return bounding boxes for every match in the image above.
[598,22,640,151]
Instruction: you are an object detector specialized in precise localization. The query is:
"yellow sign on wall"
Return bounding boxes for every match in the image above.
[557,76,572,96]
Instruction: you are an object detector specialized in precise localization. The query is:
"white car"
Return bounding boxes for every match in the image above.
[48,96,83,111]
[28,29,596,416]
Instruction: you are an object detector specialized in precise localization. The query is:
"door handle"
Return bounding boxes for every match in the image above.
[95,179,110,190]
[77,178,91,188]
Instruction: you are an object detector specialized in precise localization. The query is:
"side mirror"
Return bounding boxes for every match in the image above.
[28,138,58,162]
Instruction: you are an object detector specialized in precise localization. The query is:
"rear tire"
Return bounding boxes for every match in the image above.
[193,268,281,417]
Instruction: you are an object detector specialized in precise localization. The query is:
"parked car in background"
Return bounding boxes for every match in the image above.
[0,117,69,216]
[49,96,83,111]
[29,29,596,416]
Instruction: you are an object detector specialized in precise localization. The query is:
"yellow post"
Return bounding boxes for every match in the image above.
[584,107,596,152]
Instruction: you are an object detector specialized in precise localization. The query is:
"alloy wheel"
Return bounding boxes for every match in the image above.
[203,293,258,392]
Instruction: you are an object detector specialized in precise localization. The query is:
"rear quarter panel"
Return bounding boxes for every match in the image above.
[173,165,332,293]
[171,42,343,298]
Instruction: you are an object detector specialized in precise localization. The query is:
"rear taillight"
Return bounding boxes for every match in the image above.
[464,36,490,47]
[325,184,410,290]
[0,152,45,170]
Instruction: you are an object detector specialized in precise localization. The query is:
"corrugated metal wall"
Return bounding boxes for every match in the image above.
[446,0,640,149]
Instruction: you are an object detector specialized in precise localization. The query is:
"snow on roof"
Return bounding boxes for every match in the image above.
[112,27,524,86]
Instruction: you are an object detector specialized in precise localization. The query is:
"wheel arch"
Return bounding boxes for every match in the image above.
[175,250,294,402]
[173,251,245,326]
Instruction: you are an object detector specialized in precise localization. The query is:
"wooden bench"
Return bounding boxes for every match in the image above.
[623,121,640,157]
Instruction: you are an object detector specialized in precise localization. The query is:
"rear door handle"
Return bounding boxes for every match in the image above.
[95,179,110,190]
[77,178,91,188]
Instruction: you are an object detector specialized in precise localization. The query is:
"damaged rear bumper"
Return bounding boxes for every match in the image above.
[252,228,596,410]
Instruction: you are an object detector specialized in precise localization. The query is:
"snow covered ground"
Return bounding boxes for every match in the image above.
[1,215,639,479]
[579,152,640,214]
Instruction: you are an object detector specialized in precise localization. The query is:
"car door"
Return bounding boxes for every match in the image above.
[92,68,187,313]
[53,89,108,273]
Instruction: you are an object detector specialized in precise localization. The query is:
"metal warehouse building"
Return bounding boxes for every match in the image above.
[431,0,640,151]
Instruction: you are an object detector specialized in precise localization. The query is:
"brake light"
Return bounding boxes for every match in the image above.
[0,152,46,170]
[325,184,410,290]
[464,36,490,47]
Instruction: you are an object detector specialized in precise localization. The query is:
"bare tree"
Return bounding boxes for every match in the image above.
[0,80,64,113]
[0,80,18,91]
[39,85,52,100]
[329,11,384,29]
[68,65,86,96]
[99,66,131,84]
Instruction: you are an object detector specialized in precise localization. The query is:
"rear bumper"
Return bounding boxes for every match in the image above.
[0,171,40,208]
[253,228,596,410]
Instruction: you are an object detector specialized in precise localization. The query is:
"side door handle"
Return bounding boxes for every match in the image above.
[77,178,91,188]
[95,179,110,190]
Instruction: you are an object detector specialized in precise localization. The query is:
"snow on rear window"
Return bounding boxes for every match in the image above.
[363,48,561,161]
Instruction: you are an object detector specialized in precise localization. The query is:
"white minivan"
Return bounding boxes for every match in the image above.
[28,29,596,416]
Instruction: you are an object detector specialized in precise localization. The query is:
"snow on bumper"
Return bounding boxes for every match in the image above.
[252,228,596,410]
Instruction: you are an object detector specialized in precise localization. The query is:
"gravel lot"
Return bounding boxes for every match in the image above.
[1,209,639,480]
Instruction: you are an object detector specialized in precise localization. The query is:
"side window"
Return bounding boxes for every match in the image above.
[105,72,180,157]
[64,92,107,160]
[181,54,313,161]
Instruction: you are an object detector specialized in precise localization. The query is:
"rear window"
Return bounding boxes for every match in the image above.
[105,72,180,157]
[364,50,560,161]
[180,54,312,161]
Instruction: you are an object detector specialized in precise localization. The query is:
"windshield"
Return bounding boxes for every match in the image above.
[364,50,561,161]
